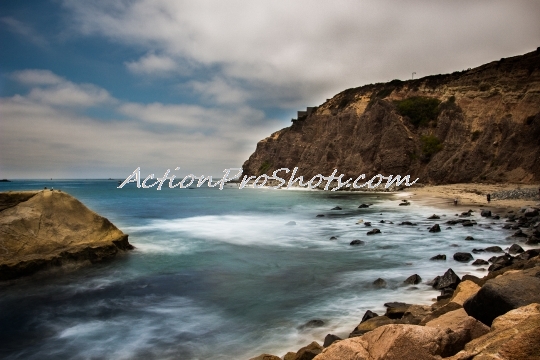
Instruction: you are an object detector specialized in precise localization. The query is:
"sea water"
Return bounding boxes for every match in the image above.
[0,180,523,359]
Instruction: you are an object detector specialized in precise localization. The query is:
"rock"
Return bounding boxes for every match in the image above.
[465,236,474,240]
[283,352,296,360]
[373,278,387,288]
[400,221,417,226]
[366,228,381,235]
[329,236,337,240]
[350,240,365,246]
[446,226,452,230]
[364,222,372,227]
[401,305,432,325]
[321,324,463,360]
[525,236,540,245]
[419,302,463,325]
[484,246,503,253]
[384,302,412,319]
[429,224,441,233]
[349,316,395,337]
[515,248,540,261]
[524,208,539,217]
[361,310,379,323]
[487,254,514,272]
[508,244,525,254]
[299,319,324,329]
[316,214,325,217]
[294,341,322,360]
[492,215,500,219]
[428,214,440,219]
[462,220,475,227]
[463,267,540,325]
[358,204,370,208]
[430,254,447,261]
[425,308,489,353]
[323,334,341,348]
[471,248,484,253]
[404,274,422,285]
[0,190,132,281]
[379,220,385,223]
[286,221,297,225]
[472,259,489,266]
[399,200,410,206]
[453,252,474,262]
[480,209,492,217]
[331,206,342,210]
[249,354,281,360]
[434,269,461,290]
[513,229,527,237]
[447,303,540,360]
[449,280,481,306]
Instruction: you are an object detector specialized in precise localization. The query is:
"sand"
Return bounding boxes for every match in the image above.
[400,183,540,213]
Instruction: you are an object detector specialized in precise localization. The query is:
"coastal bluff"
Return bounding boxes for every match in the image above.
[243,48,540,184]
[0,190,133,281]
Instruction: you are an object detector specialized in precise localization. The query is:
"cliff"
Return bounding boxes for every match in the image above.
[243,48,540,184]
[0,190,133,281]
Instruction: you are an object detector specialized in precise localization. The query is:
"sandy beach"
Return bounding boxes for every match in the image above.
[400,183,540,212]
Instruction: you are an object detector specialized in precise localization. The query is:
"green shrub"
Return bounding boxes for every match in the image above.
[258,160,272,175]
[420,135,443,159]
[396,97,441,127]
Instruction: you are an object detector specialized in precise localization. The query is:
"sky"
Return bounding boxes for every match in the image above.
[1,1,539,179]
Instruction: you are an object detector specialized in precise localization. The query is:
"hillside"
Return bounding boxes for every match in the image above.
[243,48,540,184]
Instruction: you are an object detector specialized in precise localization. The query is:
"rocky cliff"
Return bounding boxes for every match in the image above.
[0,190,133,281]
[243,48,540,184]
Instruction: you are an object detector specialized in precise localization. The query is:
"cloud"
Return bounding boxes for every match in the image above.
[125,53,179,75]
[189,77,250,105]
[1,17,48,47]
[61,0,540,109]
[0,71,279,178]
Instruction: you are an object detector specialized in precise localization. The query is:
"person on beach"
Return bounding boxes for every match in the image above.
[487,193,491,203]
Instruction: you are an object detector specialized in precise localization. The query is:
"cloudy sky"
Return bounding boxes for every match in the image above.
[1,1,539,179]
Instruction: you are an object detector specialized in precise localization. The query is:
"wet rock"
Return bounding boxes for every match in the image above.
[428,214,440,219]
[358,204,370,208]
[512,229,527,237]
[463,268,540,326]
[404,274,422,285]
[446,226,452,230]
[366,228,381,235]
[465,236,474,240]
[322,334,341,348]
[472,259,489,266]
[373,278,387,288]
[361,310,379,323]
[379,220,385,223]
[399,200,410,206]
[329,236,337,240]
[299,319,324,329]
[294,341,322,360]
[331,206,342,210]
[316,214,325,217]
[515,248,540,261]
[349,316,394,337]
[430,254,446,261]
[400,221,417,226]
[285,221,297,225]
[462,220,476,227]
[434,268,461,290]
[492,215,500,219]
[524,208,539,217]
[364,222,372,227]
[508,243,524,254]
[484,246,503,253]
[384,302,412,319]
[429,224,441,233]
[350,240,365,246]
[480,209,492,217]
[453,252,474,262]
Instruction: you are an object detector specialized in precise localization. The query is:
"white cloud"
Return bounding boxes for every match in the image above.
[125,53,179,75]
[189,77,249,105]
[61,0,540,108]
[1,17,48,47]
[12,70,64,86]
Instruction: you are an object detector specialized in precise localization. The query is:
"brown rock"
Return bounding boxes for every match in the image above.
[350,316,395,337]
[315,324,459,360]
[445,303,540,360]
[283,352,297,360]
[449,280,481,306]
[294,341,323,360]
[0,190,132,280]
[249,354,281,360]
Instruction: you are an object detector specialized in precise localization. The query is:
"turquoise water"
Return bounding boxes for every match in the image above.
[0,180,520,359]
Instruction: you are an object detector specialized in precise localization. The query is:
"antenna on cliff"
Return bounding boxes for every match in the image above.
[412,72,416,80]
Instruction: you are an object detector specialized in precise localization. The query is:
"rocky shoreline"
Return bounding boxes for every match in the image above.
[0,190,133,281]
[250,200,540,360]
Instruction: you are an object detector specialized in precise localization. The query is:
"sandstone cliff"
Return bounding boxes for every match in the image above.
[243,48,540,184]
[0,190,133,280]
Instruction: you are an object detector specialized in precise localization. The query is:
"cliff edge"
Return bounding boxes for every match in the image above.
[243,48,540,184]
[0,190,133,281]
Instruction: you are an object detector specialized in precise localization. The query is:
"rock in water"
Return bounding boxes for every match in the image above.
[434,269,461,290]
[323,334,342,348]
[430,254,446,261]
[373,278,387,288]
[453,252,474,262]
[480,210,492,217]
[429,224,441,232]
[361,310,379,323]
[350,239,365,246]
[404,274,422,285]
[427,214,440,219]
[508,243,524,254]
[0,190,132,281]
[366,228,381,235]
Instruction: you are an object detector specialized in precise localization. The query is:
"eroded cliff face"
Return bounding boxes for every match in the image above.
[243,49,540,184]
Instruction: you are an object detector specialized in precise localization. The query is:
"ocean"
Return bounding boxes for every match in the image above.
[0,180,519,359]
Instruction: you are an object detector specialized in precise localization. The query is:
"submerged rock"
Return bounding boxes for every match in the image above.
[350,240,365,246]
[366,228,381,235]
[430,254,447,261]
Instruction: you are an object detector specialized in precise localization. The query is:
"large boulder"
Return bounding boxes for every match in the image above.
[446,303,540,360]
[294,341,323,360]
[449,280,481,306]
[0,190,132,281]
[349,316,395,337]
[434,269,462,290]
[463,267,540,326]
[315,324,462,360]
[453,253,474,262]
